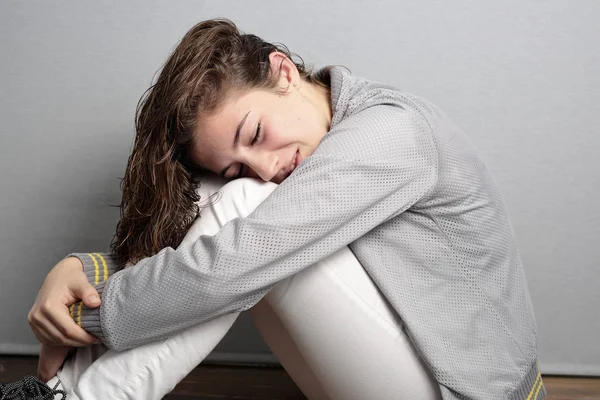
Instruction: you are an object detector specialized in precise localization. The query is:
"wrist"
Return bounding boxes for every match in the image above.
[64,256,84,272]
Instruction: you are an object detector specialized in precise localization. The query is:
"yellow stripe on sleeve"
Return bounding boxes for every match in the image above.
[526,371,541,400]
[76,301,83,327]
[93,253,108,282]
[532,375,543,400]
[87,253,99,286]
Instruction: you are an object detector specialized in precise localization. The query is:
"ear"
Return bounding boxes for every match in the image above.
[268,51,299,93]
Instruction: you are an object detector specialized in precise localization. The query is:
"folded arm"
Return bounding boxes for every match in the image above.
[68,103,439,351]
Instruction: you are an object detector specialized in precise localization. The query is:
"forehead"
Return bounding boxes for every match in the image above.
[195,88,268,137]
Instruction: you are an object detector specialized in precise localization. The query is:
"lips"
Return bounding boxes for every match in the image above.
[291,151,299,171]
[284,150,300,179]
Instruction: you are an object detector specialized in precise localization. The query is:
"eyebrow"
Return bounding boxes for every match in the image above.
[219,110,251,177]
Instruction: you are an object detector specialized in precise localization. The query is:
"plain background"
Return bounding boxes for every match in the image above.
[0,1,598,376]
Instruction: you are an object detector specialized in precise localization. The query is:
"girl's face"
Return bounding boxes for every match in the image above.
[189,54,332,184]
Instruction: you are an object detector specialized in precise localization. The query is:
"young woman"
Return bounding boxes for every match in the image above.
[3,18,544,400]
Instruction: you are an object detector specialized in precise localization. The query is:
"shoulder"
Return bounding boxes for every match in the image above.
[333,77,437,140]
[322,94,437,159]
[319,70,443,164]
[330,69,442,134]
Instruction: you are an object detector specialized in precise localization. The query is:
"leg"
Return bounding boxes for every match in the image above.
[55,176,272,399]
[188,177,440,399]
[55,176,440,399]
[55,314,238,400]
[251,249,442,400]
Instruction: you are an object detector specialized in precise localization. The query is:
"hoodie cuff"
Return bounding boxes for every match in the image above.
[69,281,106,339]
[66,252,118,340]
[66,252,118,288]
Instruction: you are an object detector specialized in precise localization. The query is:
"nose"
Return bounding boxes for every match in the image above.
[246,151,280,182]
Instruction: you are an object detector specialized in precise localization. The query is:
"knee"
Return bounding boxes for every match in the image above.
[182,178,278,245]
[216,178,279,214]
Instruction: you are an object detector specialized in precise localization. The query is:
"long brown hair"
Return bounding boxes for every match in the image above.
[110,18,333,269]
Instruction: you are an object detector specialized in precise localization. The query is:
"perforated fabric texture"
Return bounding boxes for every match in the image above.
[68,66,543,399]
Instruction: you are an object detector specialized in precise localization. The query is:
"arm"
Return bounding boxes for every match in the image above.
[65,252,118,331]
[71,103,439,351]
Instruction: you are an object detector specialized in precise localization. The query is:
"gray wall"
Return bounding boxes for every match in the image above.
[1,0,598,375]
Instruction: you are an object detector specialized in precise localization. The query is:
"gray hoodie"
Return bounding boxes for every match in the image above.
[67,66,545,399]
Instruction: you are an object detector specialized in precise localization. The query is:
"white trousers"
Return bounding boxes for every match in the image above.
[54,177,441,400]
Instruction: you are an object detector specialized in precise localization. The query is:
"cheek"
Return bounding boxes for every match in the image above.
[264,119,297,147]
[261,120,279,146]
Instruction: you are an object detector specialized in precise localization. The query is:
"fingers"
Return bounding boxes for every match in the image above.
[69,275,101,309]
[32,315,95,347]
[29,303,101,347]
[52,306,102,345]
[28,259,104,349]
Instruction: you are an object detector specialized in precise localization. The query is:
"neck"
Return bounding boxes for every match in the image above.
[310,82,333,132]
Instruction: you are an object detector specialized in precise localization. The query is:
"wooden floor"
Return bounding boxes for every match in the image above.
[1,355,599,399]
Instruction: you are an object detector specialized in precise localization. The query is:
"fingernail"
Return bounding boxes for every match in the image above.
[89,295,100,303]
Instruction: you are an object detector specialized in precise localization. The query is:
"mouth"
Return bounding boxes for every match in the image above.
[284,150,300,179]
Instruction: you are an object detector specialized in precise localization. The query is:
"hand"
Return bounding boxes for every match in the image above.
[38,343,74,382]
[28,257,103,347]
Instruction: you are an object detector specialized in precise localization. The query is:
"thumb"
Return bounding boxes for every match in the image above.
[72,280,101,308]
[83,288,101,308]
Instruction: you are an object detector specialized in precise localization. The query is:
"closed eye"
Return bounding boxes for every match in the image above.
[251,122,261,146]
[232,123,261,179]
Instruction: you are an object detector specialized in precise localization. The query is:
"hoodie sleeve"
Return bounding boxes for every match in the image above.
[65,252,118,333]
[73,103,439,351]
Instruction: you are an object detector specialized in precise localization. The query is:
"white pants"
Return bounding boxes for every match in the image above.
[54,177,441,400]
